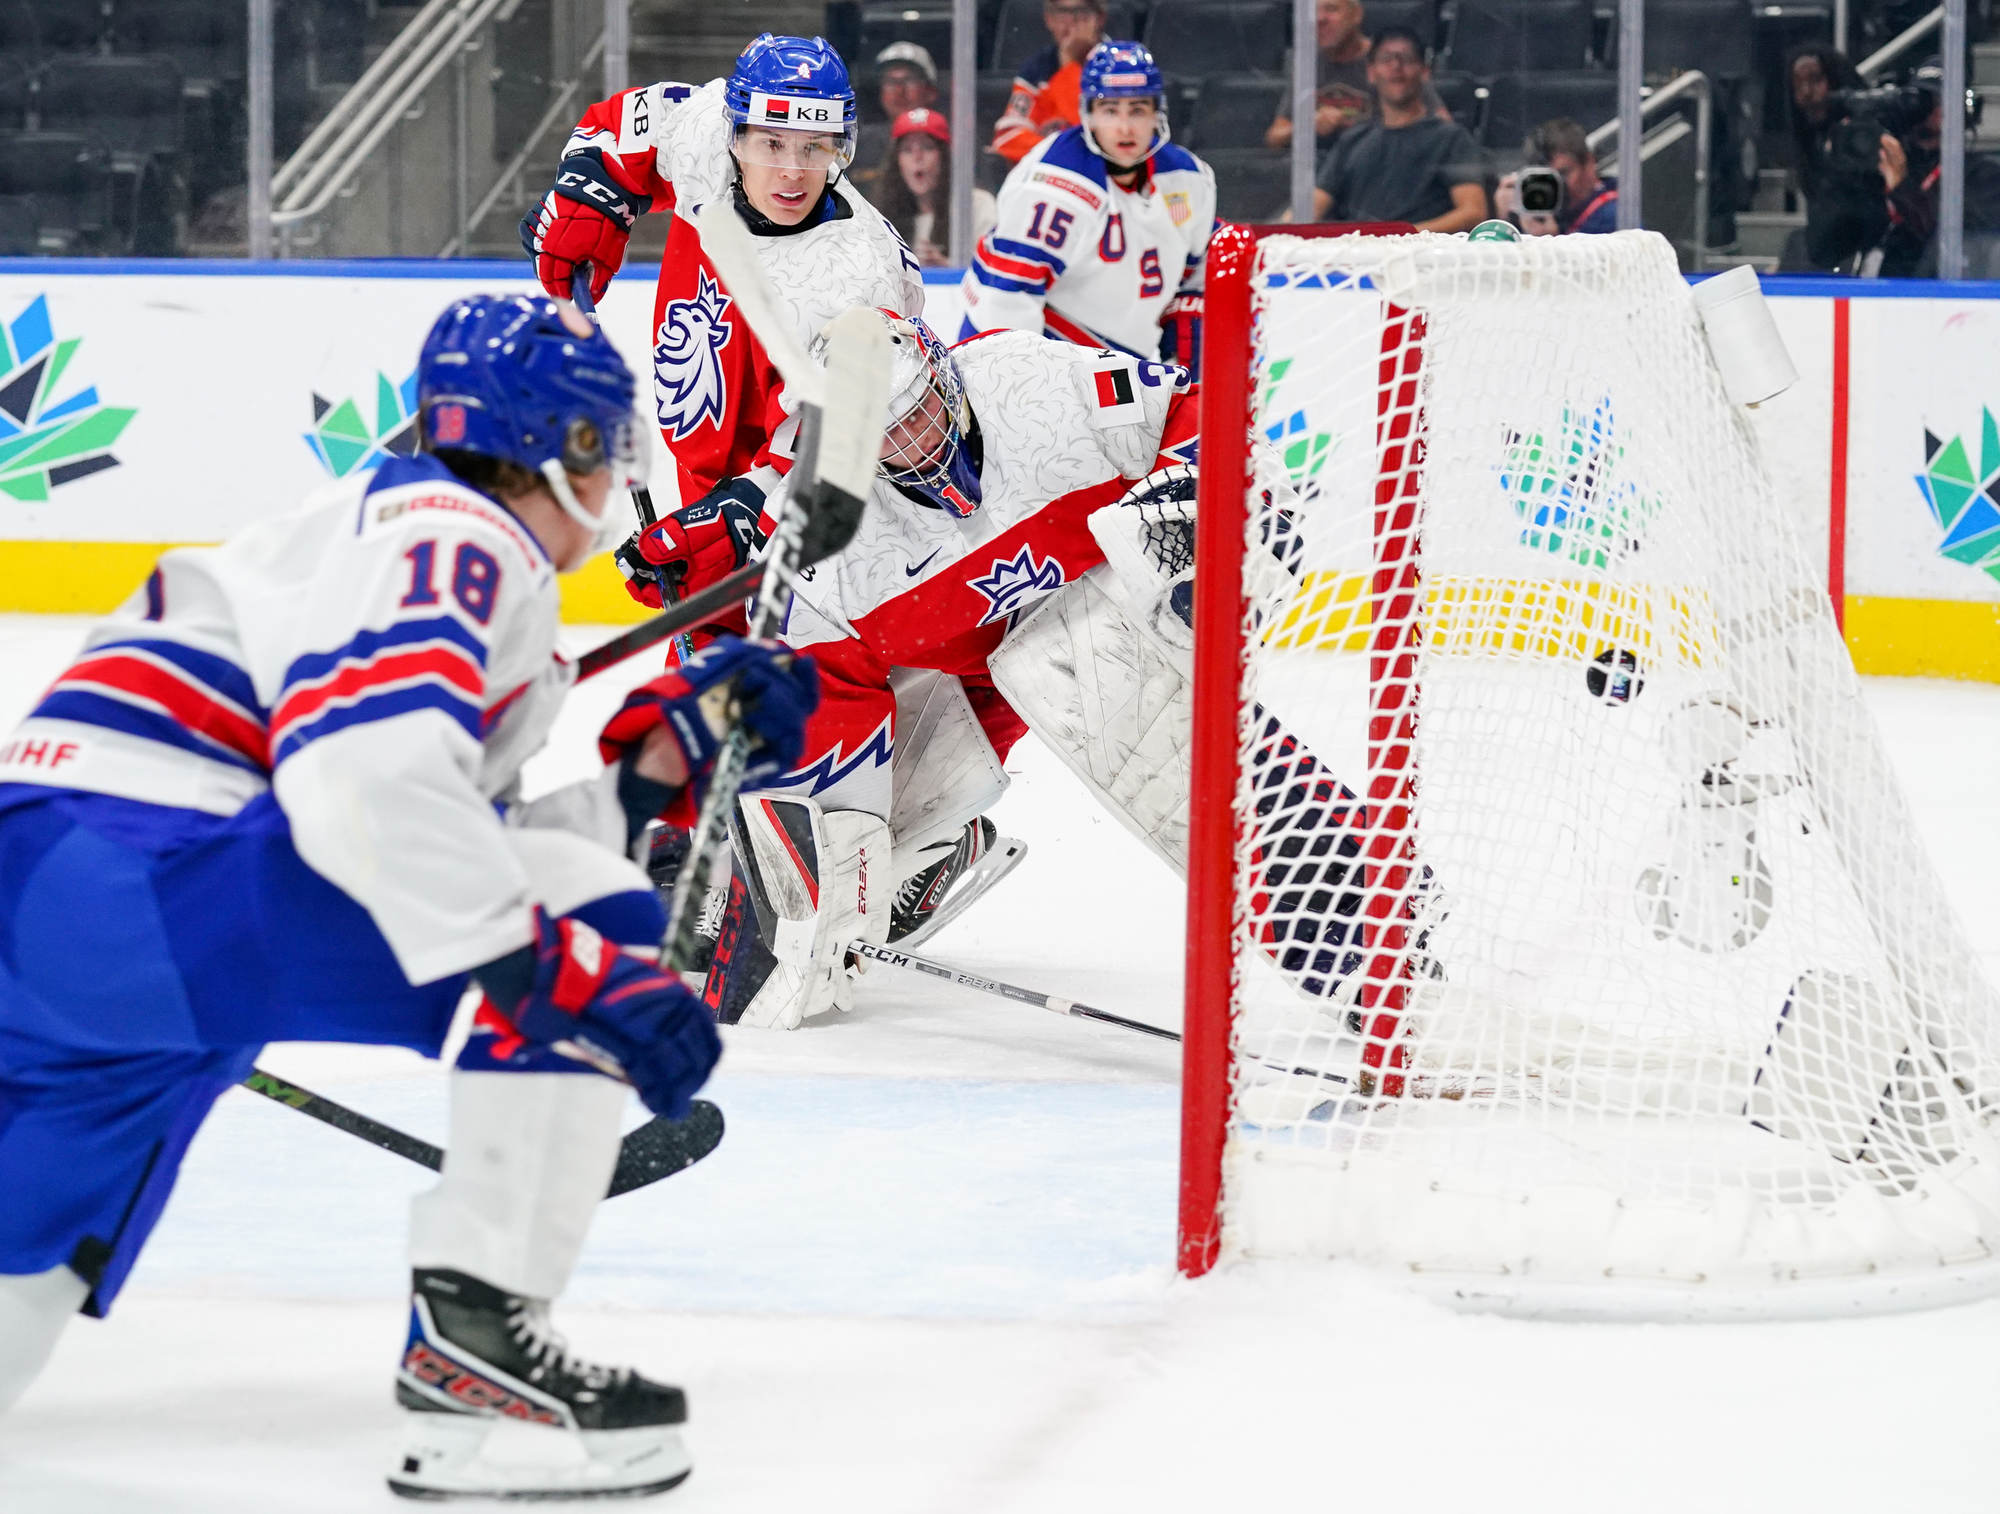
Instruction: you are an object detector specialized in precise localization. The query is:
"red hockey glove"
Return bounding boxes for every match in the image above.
[613,478,767,609]
[471,910,720,1119]
[519,151,649,302]
[1161,292,1204,372]
[597,636,820,817]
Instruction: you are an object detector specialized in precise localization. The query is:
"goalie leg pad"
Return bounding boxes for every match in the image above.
[706,796,892,1030]
[888,668,1009,859]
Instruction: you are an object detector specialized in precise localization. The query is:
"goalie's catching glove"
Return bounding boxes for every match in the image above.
[471,910,720,1119]
[598,636,820,823]
[614,478,768,609]
[519,152,649,302]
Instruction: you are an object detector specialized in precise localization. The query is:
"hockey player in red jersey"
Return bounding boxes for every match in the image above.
[520,33,923,517]
[0,295,819,1499]
[675,311,1203,1031]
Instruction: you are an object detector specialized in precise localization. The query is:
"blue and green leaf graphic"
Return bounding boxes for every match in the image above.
[0,294,137,503]
[1915,410,2000,580]
[304,369,420,477]
[1498,397,1653,572]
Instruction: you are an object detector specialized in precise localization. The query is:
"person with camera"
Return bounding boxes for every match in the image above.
[1780,45,1888,272]
[1494,118,1618,235]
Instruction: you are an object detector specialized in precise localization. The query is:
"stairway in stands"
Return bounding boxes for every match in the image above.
[457,0,823,261]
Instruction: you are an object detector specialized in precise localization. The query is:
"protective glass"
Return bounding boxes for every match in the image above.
[732,126,856,173]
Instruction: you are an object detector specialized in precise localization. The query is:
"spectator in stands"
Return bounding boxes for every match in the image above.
[876,41,940,119]
[992,0,1106,162]
[1494,118,1618,234]
[1310,29,1486,232]
[854,42,942,196]
[1779,45,1887,271]
[1265,0,1445,153]
[873,107,998,266]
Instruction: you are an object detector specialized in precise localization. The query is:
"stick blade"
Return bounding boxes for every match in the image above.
[811,305,894,508]
[606,1099,726,1197]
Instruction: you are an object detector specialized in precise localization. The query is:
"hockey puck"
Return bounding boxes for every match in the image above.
[1586,648,1644,704]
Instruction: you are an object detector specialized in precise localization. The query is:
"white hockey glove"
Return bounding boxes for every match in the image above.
[1087,464,1200,662]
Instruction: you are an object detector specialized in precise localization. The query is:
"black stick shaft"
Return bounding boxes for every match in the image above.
[848,944,1354,1087]
[574,559,764,681]
[848,942,1182,1041]
[241,1066,443,1170]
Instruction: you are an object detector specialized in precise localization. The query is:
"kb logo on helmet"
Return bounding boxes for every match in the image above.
[750,92,846,129]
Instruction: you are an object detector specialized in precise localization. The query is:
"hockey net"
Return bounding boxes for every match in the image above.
[1181,226,2000,1317]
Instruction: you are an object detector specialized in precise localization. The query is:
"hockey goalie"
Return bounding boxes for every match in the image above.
[700,308,1369,1033]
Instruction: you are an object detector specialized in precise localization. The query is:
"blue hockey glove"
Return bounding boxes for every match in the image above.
[472,910,720,1118]
[597,637,820,814]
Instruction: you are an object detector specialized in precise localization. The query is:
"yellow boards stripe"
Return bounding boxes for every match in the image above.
[1266,570,1720,667]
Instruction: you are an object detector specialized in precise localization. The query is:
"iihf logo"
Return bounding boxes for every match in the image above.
[971,546,1065,626]
[654,270,734,440]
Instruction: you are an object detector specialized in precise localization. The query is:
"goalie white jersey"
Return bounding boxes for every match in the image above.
[0,456,606,985]
[959,125,1216,359]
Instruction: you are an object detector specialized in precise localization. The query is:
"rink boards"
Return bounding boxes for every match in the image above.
[0,260,1996,680]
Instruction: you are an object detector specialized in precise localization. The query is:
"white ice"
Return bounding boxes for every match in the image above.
[2,612,1998,1513]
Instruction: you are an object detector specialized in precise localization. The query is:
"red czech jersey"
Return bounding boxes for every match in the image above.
[561,78,924,505]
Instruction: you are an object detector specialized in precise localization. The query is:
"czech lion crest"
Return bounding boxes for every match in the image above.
[654,269,734,439]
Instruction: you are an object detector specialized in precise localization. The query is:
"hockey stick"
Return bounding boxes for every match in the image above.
[658,206,890,971]
[239,1067,725,1198]
[848,942,1356,1089]
[567,265,659,530]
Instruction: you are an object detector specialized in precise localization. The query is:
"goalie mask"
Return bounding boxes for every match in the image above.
[874,311,982,518]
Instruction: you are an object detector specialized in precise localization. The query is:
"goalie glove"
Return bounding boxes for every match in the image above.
[470,910,720,1119]
[1087,464,1199,660]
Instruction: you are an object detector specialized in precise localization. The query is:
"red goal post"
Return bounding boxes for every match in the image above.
[1182,220,1416,1278]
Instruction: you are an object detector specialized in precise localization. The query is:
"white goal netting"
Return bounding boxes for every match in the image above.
[1207,229,2000,1317]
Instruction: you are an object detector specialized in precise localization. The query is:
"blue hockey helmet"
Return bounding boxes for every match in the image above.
[724,34,858,175]
[1079,41,1171,159]
[417,294,646,552]
[871,310,981,518]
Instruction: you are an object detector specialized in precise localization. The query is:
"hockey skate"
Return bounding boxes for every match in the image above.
[390,1268,691,1501]
[887,816,1025,949]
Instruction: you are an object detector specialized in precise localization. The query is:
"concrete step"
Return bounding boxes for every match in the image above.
[1975,42,2000,88]
[1707,251,1780,274]
[1734,208,1805,260]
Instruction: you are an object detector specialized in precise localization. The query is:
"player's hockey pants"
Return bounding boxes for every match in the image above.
[0,785,662,1315]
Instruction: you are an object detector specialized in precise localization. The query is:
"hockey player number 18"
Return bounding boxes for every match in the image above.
[401,539,503,625]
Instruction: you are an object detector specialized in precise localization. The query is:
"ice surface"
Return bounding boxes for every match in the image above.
[3,613,1999,1512]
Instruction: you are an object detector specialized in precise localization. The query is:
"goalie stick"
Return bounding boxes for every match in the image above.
[238,1067,724,1197]
[660,202,891,971]
[849,942,1356,1089]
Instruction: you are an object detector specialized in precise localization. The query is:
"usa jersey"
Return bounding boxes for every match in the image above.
[960,126,1217,359]
[762,333,1198,808]
[0,456,597,986]
[563,79,925,503]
